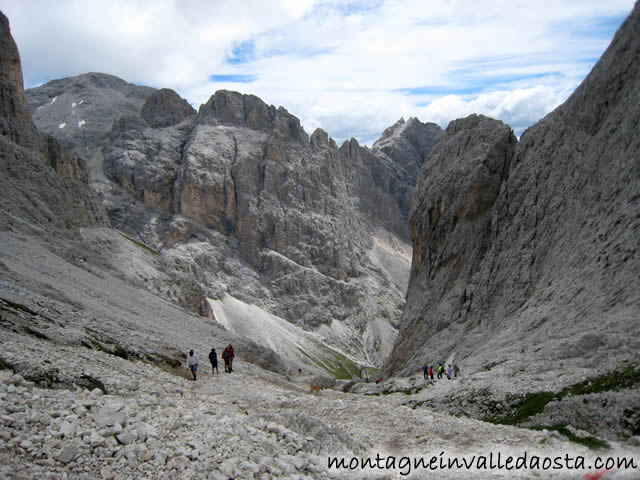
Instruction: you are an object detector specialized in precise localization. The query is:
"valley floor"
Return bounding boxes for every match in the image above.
[1,327,639,479]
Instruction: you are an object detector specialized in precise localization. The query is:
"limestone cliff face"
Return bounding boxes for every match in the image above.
[99,90,410,363]
[338,118,442,242]
[0,11,108,232]
[28,74,438,365]
[181,91,365,281]
[369,118,443,235]
[387,4,640,376]
[141,88,196,128]
[27,72,155,180]
[0,11,39,150]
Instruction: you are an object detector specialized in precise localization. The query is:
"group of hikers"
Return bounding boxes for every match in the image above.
[422,362,459,380]
[185,344,235,381]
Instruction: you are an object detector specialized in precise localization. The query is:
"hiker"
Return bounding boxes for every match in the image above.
[222,344,234,373]
[437,363,444,379]
[422,364,428,379]
[186,349,198,381]
[454,364,460,378]
[208,347,218,374]
[429,365,434,380]
[447,364,453,380]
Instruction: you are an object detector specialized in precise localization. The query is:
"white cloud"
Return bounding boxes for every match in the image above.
[2,0,635,144]
[418,85,572,134]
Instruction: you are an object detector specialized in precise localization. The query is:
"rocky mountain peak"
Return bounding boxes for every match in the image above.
[0,9,108,233]
[197,90,308,142]
[0,12,24,96]
[198,90,275,129]
[310,127,337,149]
[372,116,442,172]
[140,88,196,128]
[0,11,39,149]
[374,117,406,144]
[27,72,154,166]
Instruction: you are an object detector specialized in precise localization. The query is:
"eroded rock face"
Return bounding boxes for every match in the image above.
[390,115,515,374]
[27,72,155,179]
[0,10,108,232]
[100,91,409,363]
[0,11,39,150]
[369,118,443,234]
[387,4,640,376]
[180,92,364,281]
[140,88,196,128]
[28,74,437,365]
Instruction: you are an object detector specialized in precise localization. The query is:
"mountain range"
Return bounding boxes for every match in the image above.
[17,28,447,373]
[1,3,639,466]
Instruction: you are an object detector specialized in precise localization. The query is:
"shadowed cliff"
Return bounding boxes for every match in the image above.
[386,3,640,377]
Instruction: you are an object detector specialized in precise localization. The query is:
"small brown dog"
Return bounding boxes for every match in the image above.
[309,384,324,393]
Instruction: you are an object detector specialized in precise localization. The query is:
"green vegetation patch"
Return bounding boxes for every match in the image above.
[113,344,129,360]
[0,297,54,323]
[486,362,640,426]
[297,341,364,380]
[0,297,40,316]
[75,374,108,394]
[0,356,15,371]
[528,425,609,450]
[383,385,426,396]
[117,231,159,255]
[23,326,50,340]
[360,366,380,382]
[151,352,182,369]
[83,328,136,361]
[563,363,640,397]
[486,391,557,425]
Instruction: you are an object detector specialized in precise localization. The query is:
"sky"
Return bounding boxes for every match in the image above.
[3,0,635,145]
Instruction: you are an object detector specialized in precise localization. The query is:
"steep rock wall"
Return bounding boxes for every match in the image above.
[387,4,640,376]
[0,11,108,232]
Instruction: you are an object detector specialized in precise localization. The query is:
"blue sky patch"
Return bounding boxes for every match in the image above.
[209,74,257,83]
[395,70,566,100]
[395,85,485,97]
[227,40,255,65]
[568,14,628,38]
[260,45,334,59]
[308,0,384,19]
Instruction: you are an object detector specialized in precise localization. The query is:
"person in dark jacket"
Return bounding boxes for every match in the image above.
[222,344,235,373]
[208,348,218,374]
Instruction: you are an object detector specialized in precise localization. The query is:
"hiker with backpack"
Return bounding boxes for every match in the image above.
[437,363,444,379]
[429,365,434,380]
[186,349,198,381]
[222,344,234,373]
[209,347,218,374]
[422,364,429,379]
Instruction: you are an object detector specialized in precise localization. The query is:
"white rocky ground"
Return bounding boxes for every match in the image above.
[1,231,639,479]
[1,325,640,480]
